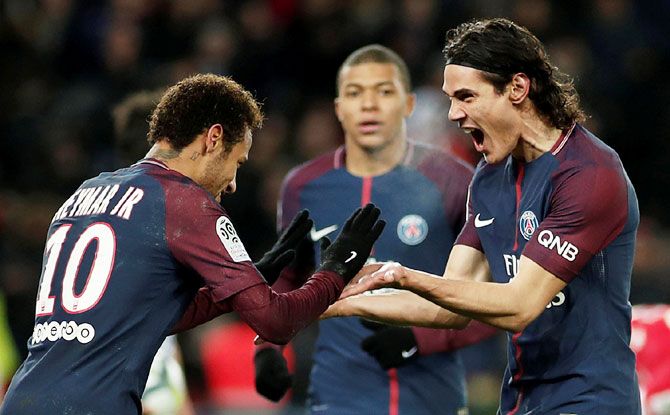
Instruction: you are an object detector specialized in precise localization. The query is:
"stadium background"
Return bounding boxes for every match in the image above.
[1,0,669,413]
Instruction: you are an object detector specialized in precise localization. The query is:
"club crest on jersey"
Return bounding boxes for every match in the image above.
[397,214,428,246]
[519,210,539,240]
[216,216,251,262]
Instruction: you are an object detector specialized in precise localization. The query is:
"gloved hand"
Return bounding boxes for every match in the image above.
[360,319,419,370]
[255,210,313,285]
[317,203,385,282]
[254,348,292,402]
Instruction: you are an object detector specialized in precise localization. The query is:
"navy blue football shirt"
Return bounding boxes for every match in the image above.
[457,124,641,414]
[1,159,266,414]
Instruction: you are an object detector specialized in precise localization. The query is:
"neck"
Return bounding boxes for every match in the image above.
[146,142,199,179]
[512,113,563,162]
[345,134,407,177]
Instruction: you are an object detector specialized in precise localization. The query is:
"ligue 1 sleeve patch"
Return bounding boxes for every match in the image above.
[216,216,251,262]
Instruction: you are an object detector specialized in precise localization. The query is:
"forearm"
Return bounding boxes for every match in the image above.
[271,265,309,293]
[402,268,539,332]
[412,320,498,355]
[233,270,344,344]
[324,290,469,328]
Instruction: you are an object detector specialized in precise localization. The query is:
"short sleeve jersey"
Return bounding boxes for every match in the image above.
[1,159,264,415]
[455,124,641,414]
[279,142,473,415]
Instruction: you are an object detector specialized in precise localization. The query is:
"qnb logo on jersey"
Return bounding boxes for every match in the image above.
[31,320,96,345]
[537,230,579,262]
[519,211,539,240]
[397,214,428,246]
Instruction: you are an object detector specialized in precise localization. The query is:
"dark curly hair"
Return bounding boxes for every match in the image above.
[443,18,585,129]
[148,74,263,153]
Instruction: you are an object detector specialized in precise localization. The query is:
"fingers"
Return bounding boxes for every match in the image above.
[273,250,295,270]
[339,275,380,298]
[353,262,386,282]
[352,203,380,231]
[369,219,386,240]
[281,211,313,246]
[342,207,362,233]
[319,236,331,251]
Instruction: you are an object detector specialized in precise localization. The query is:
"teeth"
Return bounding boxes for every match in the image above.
[463,128,474,134]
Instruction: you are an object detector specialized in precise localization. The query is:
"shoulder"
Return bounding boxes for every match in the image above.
[282,147,341,192]
[142,164,224,218]
[552,124,626,180]
[406,141,474,179]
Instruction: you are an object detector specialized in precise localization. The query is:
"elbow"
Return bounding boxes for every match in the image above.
[505,310,539,333]
[253,326,294,346]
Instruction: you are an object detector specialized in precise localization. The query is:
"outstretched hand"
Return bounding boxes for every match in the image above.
[340,262,406,298]
[254,210,313,285]
[317,203,385,283]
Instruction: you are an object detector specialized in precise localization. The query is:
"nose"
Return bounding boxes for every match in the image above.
[448,100,465,122]
[224,177,237,194]
[361,89,378,111]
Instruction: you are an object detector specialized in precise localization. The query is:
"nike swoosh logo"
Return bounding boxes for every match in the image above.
[401,346,418,359]
[345,251,357,263]
[310,224,338,241]
[474,214,494,228]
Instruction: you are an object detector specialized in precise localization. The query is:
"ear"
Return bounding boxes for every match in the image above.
[509,73,531,104]
[205,124,224,154]
[334,97,343,122]
[404,92,417,117]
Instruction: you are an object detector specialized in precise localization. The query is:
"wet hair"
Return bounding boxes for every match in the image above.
[148,74,263,153]
[443,18,585,129]
[336,44,412,94]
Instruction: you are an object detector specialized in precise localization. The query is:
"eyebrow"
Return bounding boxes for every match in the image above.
[445,88,476,99]
[344,81,396,89]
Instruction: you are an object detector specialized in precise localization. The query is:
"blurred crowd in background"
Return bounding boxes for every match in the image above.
[1,0,669,413]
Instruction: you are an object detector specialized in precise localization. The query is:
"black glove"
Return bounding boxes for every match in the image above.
[254,348,292,402]
[360,319,419,370]
[255,210,313,285]
[317,203,385,282]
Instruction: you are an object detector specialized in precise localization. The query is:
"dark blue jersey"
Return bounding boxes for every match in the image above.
[456,125,641,414]
[1,160,265,415]
[279,142,473,415]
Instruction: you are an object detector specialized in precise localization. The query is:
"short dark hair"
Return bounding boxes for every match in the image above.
[443,18,585,129]
[148,74,263,153]
[336,44,412,94]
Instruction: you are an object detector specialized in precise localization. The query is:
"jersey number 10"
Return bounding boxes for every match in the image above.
[35,222,116,316]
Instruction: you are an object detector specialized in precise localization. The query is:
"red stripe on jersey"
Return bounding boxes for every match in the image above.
[388,368,399,415]
[508,332,525,414]
[507,385,525,415]
[511,332,525,382]
[513,164,525,251]
[361,176,373,206]
[361,177,374,257]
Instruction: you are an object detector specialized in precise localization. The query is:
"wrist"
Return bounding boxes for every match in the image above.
[317,260,350,280]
